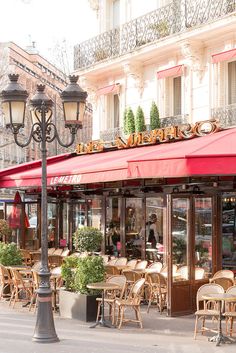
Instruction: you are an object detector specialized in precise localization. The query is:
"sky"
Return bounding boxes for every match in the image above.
[0,0,97,72]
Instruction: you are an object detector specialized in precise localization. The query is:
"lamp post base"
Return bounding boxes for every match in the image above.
[32,293,59,343]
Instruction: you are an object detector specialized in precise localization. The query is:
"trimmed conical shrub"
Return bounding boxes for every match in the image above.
[135,106,146,132]
[123,108,128,134]
[126,107,135,134]
[150,101,160,130]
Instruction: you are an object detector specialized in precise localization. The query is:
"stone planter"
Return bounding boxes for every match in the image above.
[59,288,98,322]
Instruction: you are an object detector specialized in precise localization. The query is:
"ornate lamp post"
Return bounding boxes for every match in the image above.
[0,74,87,343]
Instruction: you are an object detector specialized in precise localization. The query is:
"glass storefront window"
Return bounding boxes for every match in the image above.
[172,198,189,274]
[222,193,236,271]
[145,197,164,262]
[62,203,69,247]
[87,198,102,230]
[106,197,121,256]
[48,203,57,248]
[125,198,143,259]
[194,197,212,278]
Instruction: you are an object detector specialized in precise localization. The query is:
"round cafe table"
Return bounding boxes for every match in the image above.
[87,282,120,328]
[202,293,236,346]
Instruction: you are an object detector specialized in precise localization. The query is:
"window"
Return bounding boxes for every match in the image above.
[112,0,120,28]
[107,93,120,129]
[173,76,182,115]
[164,76,182,117]
[228,61,236,105]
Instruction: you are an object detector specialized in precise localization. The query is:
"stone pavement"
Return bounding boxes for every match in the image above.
[0,301,235,353]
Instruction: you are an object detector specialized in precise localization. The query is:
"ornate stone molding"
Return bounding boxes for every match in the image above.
[123,61,144,97]
[79,76,98,109]
[180,41,205,82]
[88,0,99,12]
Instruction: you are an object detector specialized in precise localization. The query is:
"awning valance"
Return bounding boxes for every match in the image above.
[127,128,236,179]
[212,48,236,64]
[157,65,183,79]
[1,128,236,188]
[97,83,120,95]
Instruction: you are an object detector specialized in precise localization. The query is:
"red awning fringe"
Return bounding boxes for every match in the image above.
[157,65,183,79]
[212,48,236,64]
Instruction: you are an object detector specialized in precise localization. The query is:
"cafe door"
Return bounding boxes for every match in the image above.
[168,195,214,316]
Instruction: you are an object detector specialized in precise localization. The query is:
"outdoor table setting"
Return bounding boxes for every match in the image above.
[87,281,120,328]
[202,292,236,346]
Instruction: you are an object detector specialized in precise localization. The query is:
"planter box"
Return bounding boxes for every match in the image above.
[59,288,98,322]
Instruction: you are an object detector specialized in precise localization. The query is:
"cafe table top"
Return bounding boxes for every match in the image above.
[87,282,120,291]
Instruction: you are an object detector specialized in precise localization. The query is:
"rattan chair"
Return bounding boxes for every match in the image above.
[211,270,234,280]
[29,270,39,312]
[146,272,167,313]
[194,283,224,339]
[126,259,138,269]
[146,262,163,273]
[108,259,118,266]
[9,268,33,308]
[115,257,128,266]
[96,275,126,325]
[210,277,234,291]
[116,278,145,329]
[105,265,120,278]
[224,285,236,337]
[20,249,32,266]
[135,260,148,270]
[0,265,12,300]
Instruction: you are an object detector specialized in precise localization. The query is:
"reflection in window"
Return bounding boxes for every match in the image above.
[172,198,188,274]
[222,193,236,271]
[145,197,164,263]
[125,198,143,259]
[87,198,102,230]
[194,197,212,278]
[105,197,121,256]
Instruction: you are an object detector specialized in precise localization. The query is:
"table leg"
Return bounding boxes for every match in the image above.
[90,291,114,329]
[208,302,234,346]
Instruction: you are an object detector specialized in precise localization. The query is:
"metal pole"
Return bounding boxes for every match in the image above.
[32,105,59,343]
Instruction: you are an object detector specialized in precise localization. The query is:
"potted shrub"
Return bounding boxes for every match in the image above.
[0,242,22,266]
[150,101,160,130]
[135,106,146,132]
[59,227,105,322]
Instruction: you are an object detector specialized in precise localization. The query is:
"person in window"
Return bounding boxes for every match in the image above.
[148,214,160,248]
[108,221,120,256]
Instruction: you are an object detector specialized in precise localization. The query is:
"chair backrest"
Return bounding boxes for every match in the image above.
[32,261,41,272]
[48,248,56,255]
[10,268,24,287]
[135,260,148,270]
[115,257,127,266]
[212,270,234,280]
[31,252,41,263]
[211,277,234,291]
[123,270,135,283]
[49,255,63,267]
[31,270,39,289]
[20,249,31,265]
[108,259,117,266]
[128,278,145,304]
[226,285,236,295]
[51,266,61,276]
[0,265,11,285]
[107,275,127,299]
[160,264,178,275]
[61,249,70,257]
[146,272,167,289]
[195,267,205,280]
[101,255,109,265]
[105,265,120,276]
[196,283,224,310]
[53,248,63,256]
[147,262,162,273]
[127,259,138,269]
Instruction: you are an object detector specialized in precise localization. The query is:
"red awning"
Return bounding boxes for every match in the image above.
[1,128,236,188]
[212,48,236,64]
[157,65,183,79]
[97,83,120,95]
[127,128,236,179]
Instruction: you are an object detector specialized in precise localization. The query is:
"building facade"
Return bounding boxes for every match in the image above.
[74,0,236,141]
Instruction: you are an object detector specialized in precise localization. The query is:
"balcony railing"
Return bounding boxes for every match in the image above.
[74,0,236,70]
[211,104,236,128]
[100,127,125,142]
[160,114,189,127]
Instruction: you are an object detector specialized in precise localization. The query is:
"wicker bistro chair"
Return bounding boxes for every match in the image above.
[20,249,32,266]
[224,285,236,337]
[146,272,167,313]
[0,265,12,300]
[146,262,163,274]
[9,268,33,308]
[105,265,120,278]
[211,270,234,280]
[126,259,138,269]
[48,254,63,268]
[135,260,148,270]
[115,278,145,329]
[210,277,234,291]
[115,257,128,266]
[108,259,118,266]
[29,270,39,312]
[96,275,127,325]
[194,283,224,339]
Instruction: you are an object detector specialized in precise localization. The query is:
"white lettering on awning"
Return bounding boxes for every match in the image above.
[49,174,82,185]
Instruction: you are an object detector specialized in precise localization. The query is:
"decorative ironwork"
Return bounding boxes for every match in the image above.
[100,127,125,142]
[211,104,236,128]
[75,0,236,70]
[160,114,189,127]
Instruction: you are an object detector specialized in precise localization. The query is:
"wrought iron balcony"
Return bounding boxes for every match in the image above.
[74,0,236,70]
[211,104,236,128]
[100,127,125,142]
[160,114,189,127]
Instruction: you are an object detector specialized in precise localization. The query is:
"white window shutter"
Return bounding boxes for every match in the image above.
[228,61,236,105]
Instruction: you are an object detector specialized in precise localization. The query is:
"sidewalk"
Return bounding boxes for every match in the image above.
[0,301,235,353]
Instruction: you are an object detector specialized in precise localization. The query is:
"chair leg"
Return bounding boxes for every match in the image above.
[118,306,124,329]
[194,316,198,339]
[136,306,143,329]
[96,301,101,322]
[230,317,234,337]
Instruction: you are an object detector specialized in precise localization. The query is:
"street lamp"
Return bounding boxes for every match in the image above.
[0,73,87,343]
